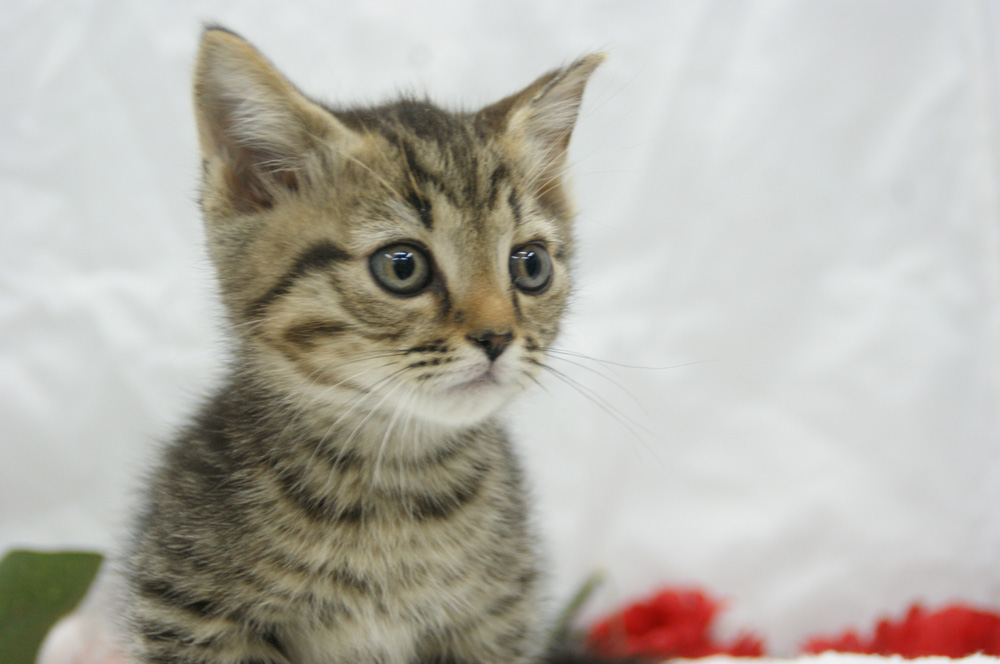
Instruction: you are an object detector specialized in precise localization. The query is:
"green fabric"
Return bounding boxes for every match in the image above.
[0,550,103,664]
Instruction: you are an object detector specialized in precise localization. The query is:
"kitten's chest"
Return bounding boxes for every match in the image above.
[233,424,539,655]
[289,614,420,664]
[274,492,523,664]
[254,444,520,587]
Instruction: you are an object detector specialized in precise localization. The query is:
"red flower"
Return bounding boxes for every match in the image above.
[803,603,1000,658]
[587,588,765,659]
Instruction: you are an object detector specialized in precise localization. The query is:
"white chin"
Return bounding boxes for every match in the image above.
[408,380,519,427]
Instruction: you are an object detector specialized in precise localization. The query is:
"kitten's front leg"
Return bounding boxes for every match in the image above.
[128,598,290,664]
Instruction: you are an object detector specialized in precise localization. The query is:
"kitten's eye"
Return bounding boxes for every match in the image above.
[370,244,432,295]
[510,244,552,294]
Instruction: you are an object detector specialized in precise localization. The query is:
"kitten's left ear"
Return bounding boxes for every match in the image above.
[194,27,357,212]
[480,53,606,176]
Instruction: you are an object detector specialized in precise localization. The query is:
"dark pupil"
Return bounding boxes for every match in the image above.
[522,252,540,278]
[391,252,415,280]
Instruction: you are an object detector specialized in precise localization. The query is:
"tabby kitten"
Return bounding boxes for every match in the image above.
[122,27,603,664]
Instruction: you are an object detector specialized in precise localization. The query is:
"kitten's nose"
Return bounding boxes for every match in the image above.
[467,330,514,362]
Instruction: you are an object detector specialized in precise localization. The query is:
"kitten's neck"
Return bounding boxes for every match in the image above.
[220,365,496,467]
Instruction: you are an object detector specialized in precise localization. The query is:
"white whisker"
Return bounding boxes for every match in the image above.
[534,360,665,468]
[540,350,649,418]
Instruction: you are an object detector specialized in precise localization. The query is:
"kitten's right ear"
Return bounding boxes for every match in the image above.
[479,53,606,181]
[194,27,355,212]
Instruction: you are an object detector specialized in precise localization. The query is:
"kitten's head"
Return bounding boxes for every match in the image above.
[194,28,602,428]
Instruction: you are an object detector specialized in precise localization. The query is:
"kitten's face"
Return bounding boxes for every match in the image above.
[194,30,602,428]
[230,121,573,427]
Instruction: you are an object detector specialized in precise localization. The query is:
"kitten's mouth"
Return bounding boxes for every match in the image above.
[458,373,499,390]
[446,368,501,393]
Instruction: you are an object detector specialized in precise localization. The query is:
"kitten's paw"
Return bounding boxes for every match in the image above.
[37,611,129,664]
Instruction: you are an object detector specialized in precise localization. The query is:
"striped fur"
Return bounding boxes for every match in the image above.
[122,27,603,664]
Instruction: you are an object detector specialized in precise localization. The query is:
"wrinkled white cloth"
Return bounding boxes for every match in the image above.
[2,0,999,655]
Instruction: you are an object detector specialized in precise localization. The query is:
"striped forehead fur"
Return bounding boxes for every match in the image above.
[333,99,507,217]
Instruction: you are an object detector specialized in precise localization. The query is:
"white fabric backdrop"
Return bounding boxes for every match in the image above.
[3,0,999,655]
